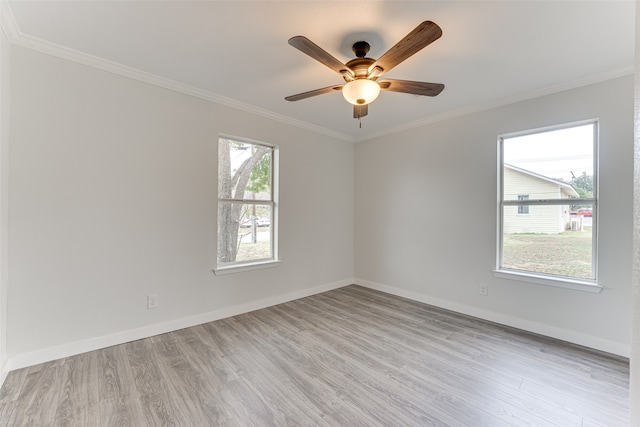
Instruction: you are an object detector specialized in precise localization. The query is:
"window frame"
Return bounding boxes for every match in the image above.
[214,135,280,275]
[495,120,601,293]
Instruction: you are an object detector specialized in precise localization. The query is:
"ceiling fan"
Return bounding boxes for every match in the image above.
[285,21,445,122]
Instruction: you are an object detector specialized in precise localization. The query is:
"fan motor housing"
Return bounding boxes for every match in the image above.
[284,21,444,121]
[345,57,375,80]
[345,41,375,80]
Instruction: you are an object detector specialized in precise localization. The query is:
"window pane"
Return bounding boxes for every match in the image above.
[501,204,593,279]
[499,122,596,282]
[218,202,272,265]
[517,195,529,214]
[218,138,272,199]
[217,136,276,268]
[503,124,594,202]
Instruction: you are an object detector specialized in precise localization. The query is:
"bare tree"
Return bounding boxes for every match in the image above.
[217,139,271,263]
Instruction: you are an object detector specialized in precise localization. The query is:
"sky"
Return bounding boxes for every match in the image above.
[502,123,594,182]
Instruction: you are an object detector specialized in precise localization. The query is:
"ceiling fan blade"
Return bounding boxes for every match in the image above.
[370,21,442,76]
[288,36,354,78]
[285,85,344,102]
[378,79,444,96]
[353,104,368,119]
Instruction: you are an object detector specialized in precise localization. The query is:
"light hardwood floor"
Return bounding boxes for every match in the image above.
[0,285,629,426]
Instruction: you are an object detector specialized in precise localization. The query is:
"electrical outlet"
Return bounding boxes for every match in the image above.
[147,294,159,309]
[479,284,489,296]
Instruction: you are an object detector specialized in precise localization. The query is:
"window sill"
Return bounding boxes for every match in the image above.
[493,269,602,293]
[213,260,281,276]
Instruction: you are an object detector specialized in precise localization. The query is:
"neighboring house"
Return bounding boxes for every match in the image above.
[503,164,579,234]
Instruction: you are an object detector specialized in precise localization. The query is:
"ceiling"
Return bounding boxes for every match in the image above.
[5,1,636,142]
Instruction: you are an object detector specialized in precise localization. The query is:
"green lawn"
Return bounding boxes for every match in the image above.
[502,228,593,279]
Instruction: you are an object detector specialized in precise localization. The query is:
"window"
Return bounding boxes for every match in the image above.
[517,195,529,215]
[498,121,597,284]
[217,136,278,270]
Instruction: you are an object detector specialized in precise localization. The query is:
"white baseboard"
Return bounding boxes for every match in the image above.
[355,278,630,358]
[9,276,626,373]
[7,278,353,371]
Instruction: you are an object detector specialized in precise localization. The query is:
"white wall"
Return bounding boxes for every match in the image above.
[0,21,10,382]
[355,75,634,356]
[3,29,633,376]
[7,46,354,366]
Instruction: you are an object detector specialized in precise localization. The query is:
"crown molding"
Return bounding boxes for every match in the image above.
[355,66,635,143]
[0,1,354,143]
[1,0,632,146]
[0,1,18,42]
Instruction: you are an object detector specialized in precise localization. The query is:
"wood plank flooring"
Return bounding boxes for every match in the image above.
[0,285,629,426]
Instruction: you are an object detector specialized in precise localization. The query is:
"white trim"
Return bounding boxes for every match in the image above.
[213,259,281,276]
[0,1,19,42]
[216,137,279,271]
[218,133,278,150]
[493,269,602,293]
[1,2,633,146]
[354,278,629,357]
[19,35,351,143]
[498,120,599,282]
[354,67,633,143]
[7,278,353,371]
[0,2,352,143]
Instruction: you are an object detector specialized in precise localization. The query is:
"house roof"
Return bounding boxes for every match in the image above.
[504,164,580,198]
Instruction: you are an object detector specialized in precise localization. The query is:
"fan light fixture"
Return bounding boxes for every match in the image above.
[342,79,380,105]
[285,21,445,122]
